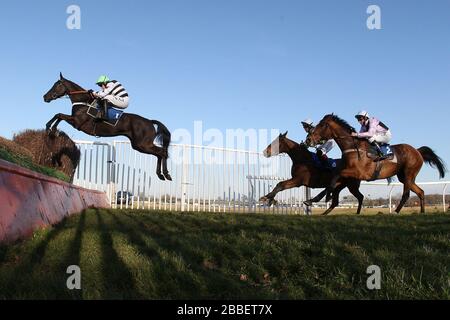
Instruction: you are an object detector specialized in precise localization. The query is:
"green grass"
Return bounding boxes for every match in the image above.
[0,209,449,299]
[0,146,70,182]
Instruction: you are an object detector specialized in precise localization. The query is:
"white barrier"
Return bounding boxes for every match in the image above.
[361,181,450,213]
[73,140,449,214]
[73,140,310,214]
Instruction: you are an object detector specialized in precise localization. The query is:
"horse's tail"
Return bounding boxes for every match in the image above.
[152,120,171,158]
[417,146,447,178]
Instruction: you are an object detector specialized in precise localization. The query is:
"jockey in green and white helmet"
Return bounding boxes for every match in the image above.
[93,75,129,120]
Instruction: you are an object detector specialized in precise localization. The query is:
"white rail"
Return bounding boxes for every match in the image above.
[362,181,450,213]
[73,140,449,214]
[73,140,310,214]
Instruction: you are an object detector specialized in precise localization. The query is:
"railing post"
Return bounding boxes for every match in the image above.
[443,183,448,213]
[389,185,395,214]
[304,187,312,215]
[181,145,188,212]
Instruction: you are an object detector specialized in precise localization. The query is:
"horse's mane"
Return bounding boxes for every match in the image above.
[297,141,311,152]
[279,136,312,161]
[62,77,85,91]
[323,114,356,133]
[280,135,305,150]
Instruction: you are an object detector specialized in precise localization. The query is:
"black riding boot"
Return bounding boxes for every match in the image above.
[96,99,108,121]
[371,141,387,161]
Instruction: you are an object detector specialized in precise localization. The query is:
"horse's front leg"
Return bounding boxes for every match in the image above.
[303,189,328,206]
[259,178,300,206]
[46,114,60,131]
[46,113,76,133]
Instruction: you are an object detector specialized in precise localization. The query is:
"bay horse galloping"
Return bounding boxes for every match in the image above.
[43,73,172,181]
[260,132,364,215]
[306,114,447,213]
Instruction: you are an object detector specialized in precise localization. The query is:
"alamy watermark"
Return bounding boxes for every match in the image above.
[367,5,381,30]
[66,5,81,30]
[366,265,381,290]
[66,265,81,290]
[168,121,283,175]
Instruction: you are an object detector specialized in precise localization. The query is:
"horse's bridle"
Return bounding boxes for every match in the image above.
[50,81,67,99]
[314,120,361,159]
[54,80,94,100]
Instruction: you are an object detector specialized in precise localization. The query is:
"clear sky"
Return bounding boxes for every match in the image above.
[0,0,449,182]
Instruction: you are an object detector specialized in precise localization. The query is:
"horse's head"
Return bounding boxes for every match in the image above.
[263,131,292,157]
[306,115,334,147]
[43,73,69,103]
[306,114,355,147]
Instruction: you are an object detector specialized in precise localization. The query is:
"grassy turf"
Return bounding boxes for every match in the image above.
[0,209,448,299]
[0,146,70,182]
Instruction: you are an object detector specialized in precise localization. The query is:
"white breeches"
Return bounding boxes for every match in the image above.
[317,140,334,155]
[368,130,392,144]
[105,95,129,109]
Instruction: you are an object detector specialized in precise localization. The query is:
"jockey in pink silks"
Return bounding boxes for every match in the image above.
[351,110,392,160]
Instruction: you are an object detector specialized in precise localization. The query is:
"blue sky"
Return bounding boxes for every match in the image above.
[0,0,449,182]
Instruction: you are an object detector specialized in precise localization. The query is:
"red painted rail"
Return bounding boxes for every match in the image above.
[0,159,109,244]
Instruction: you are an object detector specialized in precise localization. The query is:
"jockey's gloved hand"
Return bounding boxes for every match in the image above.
[316,149,323,157]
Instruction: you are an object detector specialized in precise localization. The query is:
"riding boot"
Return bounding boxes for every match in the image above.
[371,141,387,161]
[96,99,108,121]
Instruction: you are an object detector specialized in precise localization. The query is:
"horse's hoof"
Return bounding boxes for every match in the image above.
[303,200,312,207]
[164,173,172,181]
[322,211,330,216]
[47,130,57,138]
[157,174,165,181]
[259,196,273,206]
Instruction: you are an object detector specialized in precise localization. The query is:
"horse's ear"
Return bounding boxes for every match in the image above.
[60,72,64,80]
[283,131,288,137]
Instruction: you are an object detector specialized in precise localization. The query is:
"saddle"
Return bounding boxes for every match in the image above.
[367,143,394,161]
[367,144,397,181]
[86,101,124,127]
[311,153,338,171]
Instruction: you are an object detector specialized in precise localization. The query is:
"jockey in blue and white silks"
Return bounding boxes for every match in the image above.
[301,118,335,167]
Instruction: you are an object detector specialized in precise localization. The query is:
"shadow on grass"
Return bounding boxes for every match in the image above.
[0,211,89,299]
[110,211,271,299]
[116,211,450,299]
[94,209,141,299]
[1,209,448,299]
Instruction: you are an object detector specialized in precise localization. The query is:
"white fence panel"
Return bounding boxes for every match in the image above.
[74,140,310,214]
[74,140,449,214]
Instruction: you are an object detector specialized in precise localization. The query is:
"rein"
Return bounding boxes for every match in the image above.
[322,122,361,159]
[68,90,89,95]
[68,90,95,100]
[352,136,361,160]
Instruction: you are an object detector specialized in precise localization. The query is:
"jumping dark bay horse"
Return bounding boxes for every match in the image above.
[43,73,172,181]
[306,114,447,213]
[260,132,364,215]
